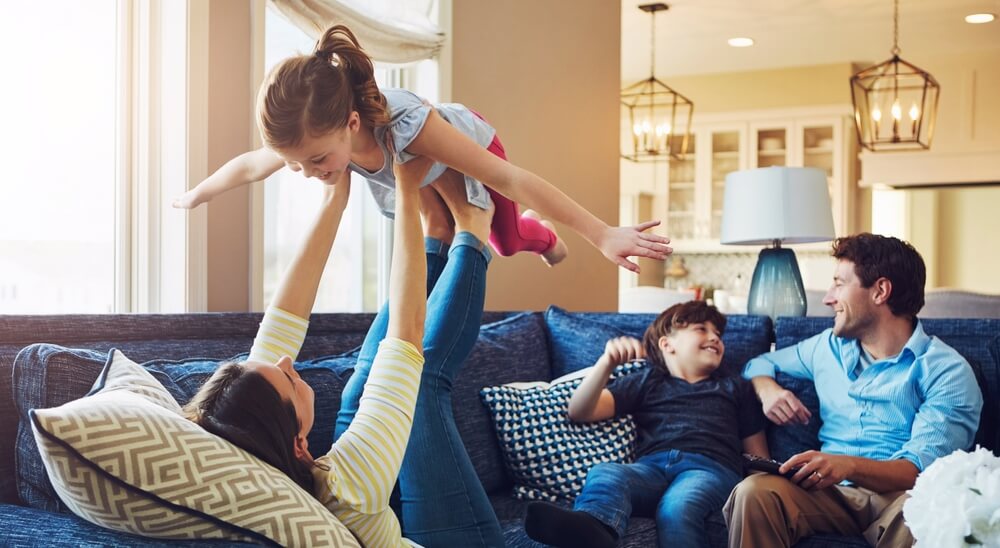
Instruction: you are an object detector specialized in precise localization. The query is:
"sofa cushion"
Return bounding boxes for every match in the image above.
[480,362,644,502]
[543,306,773,379]
[13,345,145,512]
[455,312,553,494]
[12,345,243,512]
[29,349,359,546]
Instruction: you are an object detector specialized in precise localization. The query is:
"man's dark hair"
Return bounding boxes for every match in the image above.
[831,232,926,319]
[643,300,727,373]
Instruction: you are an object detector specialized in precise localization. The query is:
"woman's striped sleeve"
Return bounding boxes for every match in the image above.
[247,306,309,364]
[322,337,424,514]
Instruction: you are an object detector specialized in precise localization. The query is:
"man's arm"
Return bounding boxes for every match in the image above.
[781,451,919,493]
[743,331,833,425]
[750,376,812,426]
[890,355,983,471]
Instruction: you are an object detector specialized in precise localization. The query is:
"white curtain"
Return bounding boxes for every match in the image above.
[268,0,443,63]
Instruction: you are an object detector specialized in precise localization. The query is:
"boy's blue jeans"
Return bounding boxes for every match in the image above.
[575,449,742,548]
[334,234,504,548]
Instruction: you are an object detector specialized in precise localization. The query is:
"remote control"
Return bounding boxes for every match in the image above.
[742,453,800,479]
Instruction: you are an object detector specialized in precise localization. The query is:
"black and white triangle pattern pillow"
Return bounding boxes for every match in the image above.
[480,361,645,502]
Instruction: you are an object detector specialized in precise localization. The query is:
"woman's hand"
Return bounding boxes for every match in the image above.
[597,221,673,272]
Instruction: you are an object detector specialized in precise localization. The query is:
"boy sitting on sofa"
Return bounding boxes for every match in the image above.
[524,300,768,548]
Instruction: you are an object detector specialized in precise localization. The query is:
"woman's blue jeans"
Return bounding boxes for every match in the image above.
[574,449,742,548]
[334,234,504,548]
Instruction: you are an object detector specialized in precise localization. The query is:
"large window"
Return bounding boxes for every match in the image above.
[0,1,120,313]
[262,6,438,312]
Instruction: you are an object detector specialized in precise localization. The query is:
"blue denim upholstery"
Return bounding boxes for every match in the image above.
[1,310,994,548]
[543,306,773,379]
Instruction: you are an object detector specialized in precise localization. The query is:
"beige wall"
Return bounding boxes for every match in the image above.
[205,0,253,312]
[936,187,1000,292]
[665,63,855,114]
[904,186,1000,293]
[450,1,621,311]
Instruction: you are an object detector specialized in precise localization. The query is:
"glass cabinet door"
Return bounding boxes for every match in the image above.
[667,138,696,240]
[801,125,835,177]
[752,126,790,168]
[708,130,742,238]
[797,119,845,235]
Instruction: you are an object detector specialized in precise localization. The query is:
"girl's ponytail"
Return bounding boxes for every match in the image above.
[314,25,389,128]
[257,24,389,150]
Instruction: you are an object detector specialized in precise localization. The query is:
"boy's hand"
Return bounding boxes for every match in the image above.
[392,156,434,191]
[597,221,672,273]
[172,189,206,209]
[602,336,644,366]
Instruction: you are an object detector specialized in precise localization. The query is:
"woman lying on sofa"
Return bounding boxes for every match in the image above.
[182,156,504,547]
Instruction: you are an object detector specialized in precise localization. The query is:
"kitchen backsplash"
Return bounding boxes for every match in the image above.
[664,250,835,295]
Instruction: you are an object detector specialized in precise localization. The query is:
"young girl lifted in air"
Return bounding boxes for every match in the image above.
[174,25,671,272]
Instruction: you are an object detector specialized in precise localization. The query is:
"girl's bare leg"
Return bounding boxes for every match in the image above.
[522,209,569,267]
[420,185,455,243]
[432,170,494,244]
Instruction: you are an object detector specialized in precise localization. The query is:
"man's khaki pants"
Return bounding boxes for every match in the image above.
[723,473,913,548]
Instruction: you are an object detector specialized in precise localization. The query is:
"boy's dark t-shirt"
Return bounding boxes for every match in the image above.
[607,365,766,475]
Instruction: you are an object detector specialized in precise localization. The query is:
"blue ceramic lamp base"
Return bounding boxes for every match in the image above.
[747,246,807,319]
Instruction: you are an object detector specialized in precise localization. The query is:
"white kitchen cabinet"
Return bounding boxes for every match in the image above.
[660,106,856,253]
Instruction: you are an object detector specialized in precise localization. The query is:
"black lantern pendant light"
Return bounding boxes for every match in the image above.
[621,3,694,161]
[850,0,940,151]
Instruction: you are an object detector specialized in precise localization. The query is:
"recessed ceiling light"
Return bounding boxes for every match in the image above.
[965,13,996,24]
[728,37,755,47]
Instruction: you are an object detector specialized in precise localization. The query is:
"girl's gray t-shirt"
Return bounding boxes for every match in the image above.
[349,88,497,219]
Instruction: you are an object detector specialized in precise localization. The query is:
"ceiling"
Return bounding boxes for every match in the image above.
[621,0,1000,80]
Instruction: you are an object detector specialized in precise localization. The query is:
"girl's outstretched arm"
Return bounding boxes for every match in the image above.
[173,147,287,209]
[408,110,672,272]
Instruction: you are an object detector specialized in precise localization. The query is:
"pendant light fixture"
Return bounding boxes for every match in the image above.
[621,3,693,161]
[850,0,940,151]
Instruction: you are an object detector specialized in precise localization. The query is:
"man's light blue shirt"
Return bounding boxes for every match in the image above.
[744,321,982,471]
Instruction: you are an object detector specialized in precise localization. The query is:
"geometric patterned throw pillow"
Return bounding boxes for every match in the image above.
[479,361,644,502]
[29,349,360,547]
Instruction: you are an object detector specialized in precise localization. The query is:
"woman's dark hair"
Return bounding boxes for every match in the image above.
[642,300,727,374]
[183,363,314,494]
[257,24,390,150]
[831,232,926,319]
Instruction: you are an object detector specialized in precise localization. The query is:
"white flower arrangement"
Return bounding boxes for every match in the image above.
[904,446,1000,547]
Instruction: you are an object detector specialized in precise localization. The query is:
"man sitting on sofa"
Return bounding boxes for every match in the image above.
[724,233,983,548]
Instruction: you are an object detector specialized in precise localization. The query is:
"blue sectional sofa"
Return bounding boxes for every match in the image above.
[1,308,996,547]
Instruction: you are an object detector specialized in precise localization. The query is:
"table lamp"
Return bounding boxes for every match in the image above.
[720,167,835,318]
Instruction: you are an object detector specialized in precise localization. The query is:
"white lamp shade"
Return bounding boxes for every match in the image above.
[720,167,835,245]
